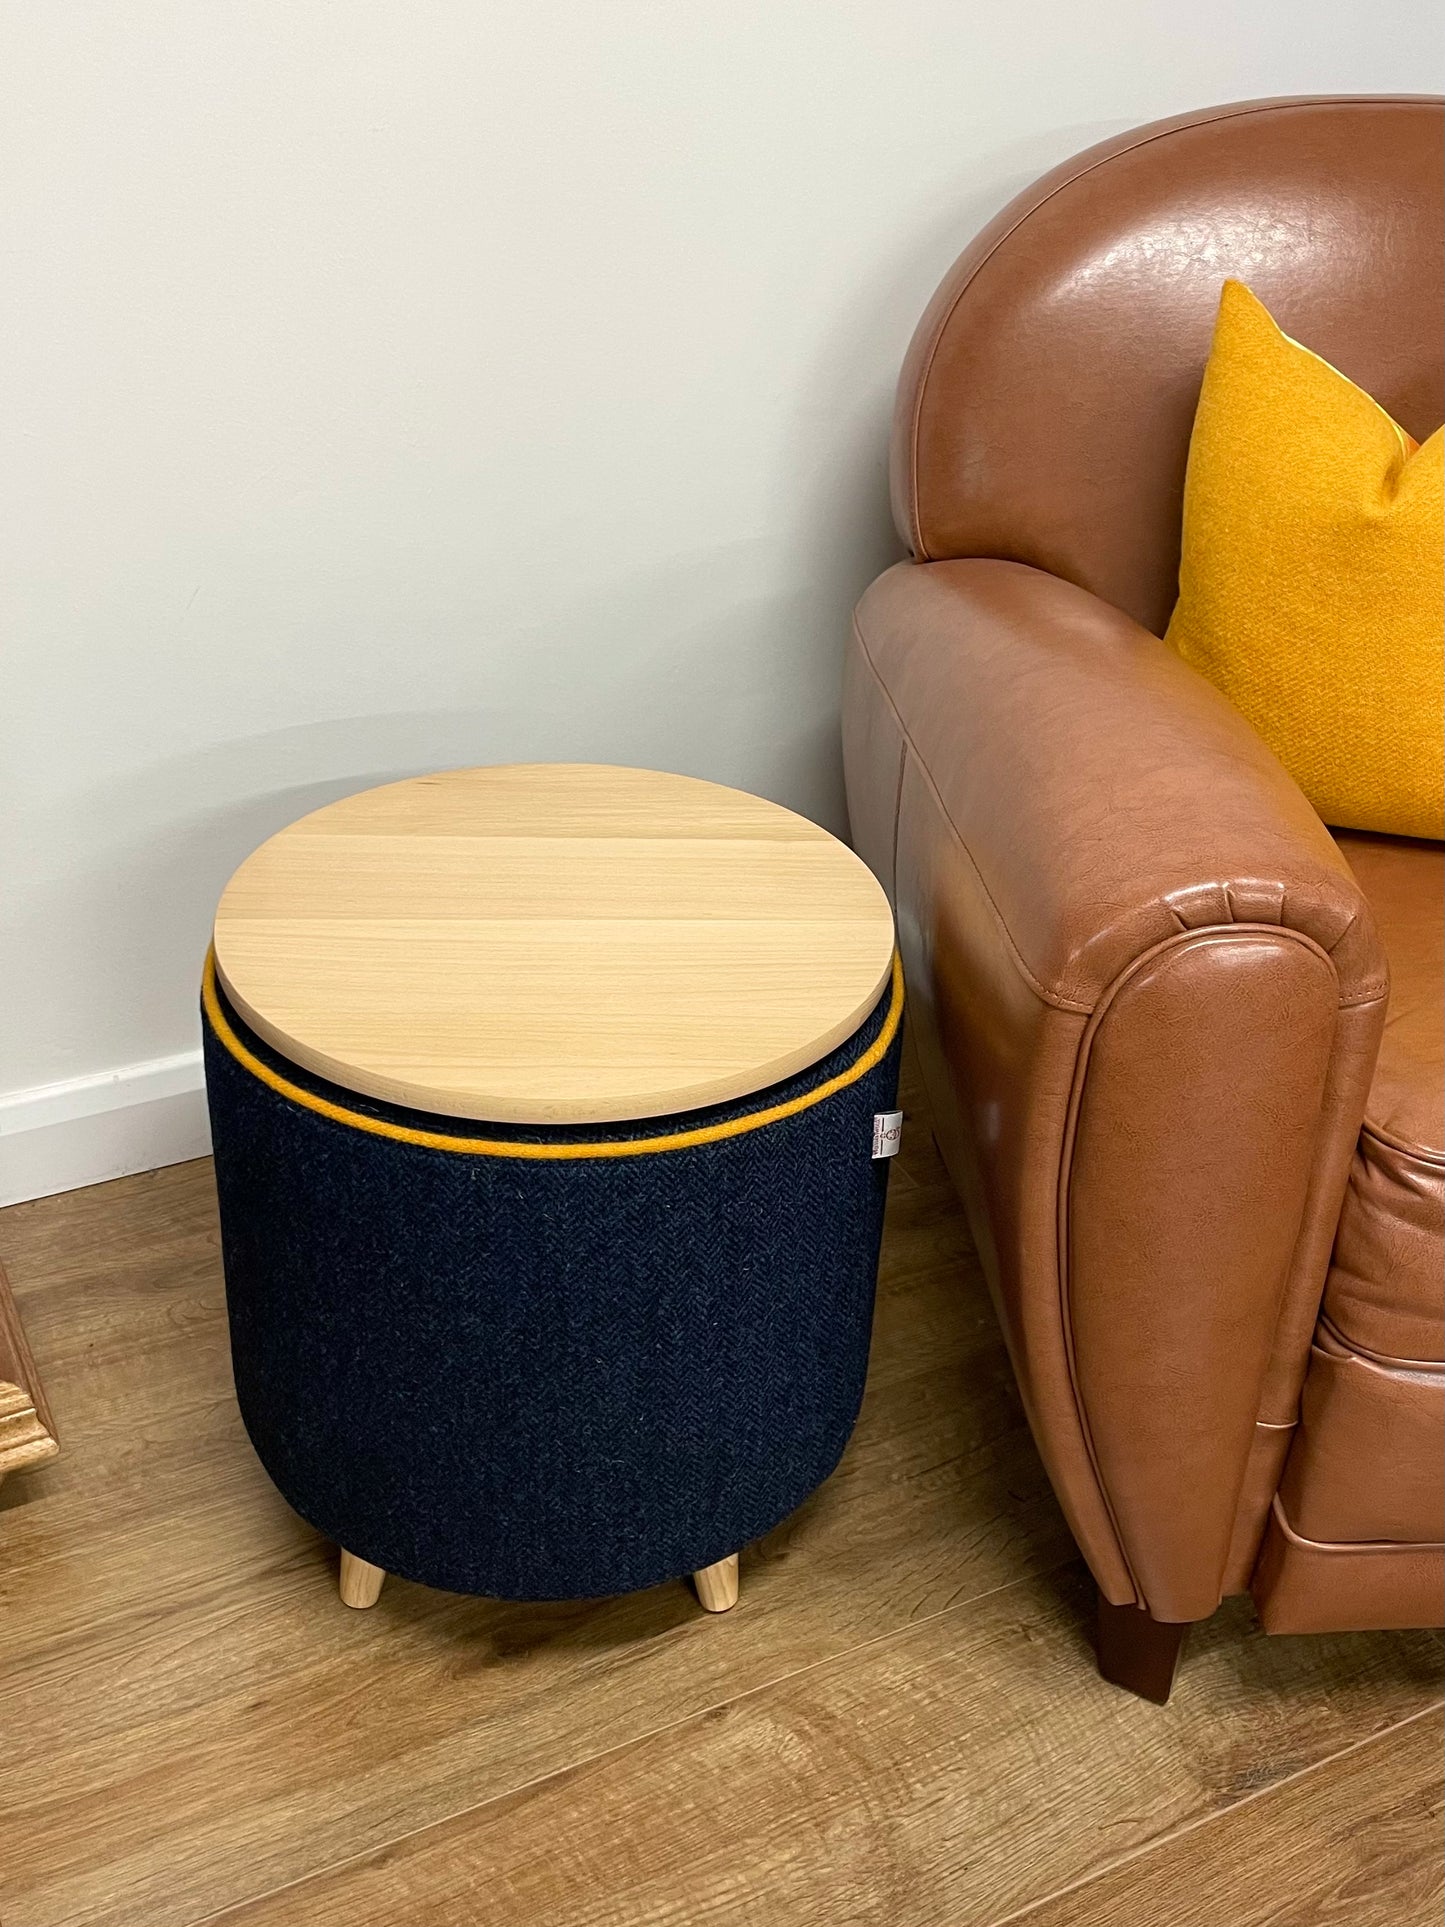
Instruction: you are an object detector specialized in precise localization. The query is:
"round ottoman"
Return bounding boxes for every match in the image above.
[203,764,902,1613]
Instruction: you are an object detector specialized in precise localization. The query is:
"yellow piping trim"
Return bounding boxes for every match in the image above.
[202,948,903,1161]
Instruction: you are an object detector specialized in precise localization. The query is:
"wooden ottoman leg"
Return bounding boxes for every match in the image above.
[339,1550,386,1609]
[693,1554,740,1613]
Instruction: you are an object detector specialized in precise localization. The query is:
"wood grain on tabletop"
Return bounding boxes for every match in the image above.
[212,763,896,1125]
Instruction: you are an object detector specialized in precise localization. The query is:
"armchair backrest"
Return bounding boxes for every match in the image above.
[891,96,1445,636]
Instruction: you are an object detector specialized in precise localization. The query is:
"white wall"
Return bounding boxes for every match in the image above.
[3,3,1440,1200]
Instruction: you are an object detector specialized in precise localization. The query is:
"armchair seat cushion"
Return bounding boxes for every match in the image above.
[1324,831,1444,1367]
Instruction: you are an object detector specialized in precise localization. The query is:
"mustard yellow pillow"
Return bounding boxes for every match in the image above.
[1166,279,1443,841]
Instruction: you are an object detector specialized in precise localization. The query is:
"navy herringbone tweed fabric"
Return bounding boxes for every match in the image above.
[203,979,901,1599]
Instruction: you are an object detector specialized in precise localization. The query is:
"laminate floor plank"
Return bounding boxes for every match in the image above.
[208,1578,1443,1927]
[1007,1706,1445,1927]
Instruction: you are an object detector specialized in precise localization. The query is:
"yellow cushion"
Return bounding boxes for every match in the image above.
[1166,279,1443,841]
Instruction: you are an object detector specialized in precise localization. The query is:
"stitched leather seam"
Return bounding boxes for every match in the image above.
[1341,980,1389,1010]
[904,95,1425,561]
[1057,926,1343,1614]
[887,691,907,904]
[1269,1493,1445,1555]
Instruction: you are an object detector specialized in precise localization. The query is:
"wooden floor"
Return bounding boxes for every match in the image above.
[1,1053,1440,1927]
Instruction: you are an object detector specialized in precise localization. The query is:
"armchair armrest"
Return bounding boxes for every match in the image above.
[844,558,1388,1621]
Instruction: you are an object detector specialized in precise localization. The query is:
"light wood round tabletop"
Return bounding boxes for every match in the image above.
[212,763,896,1125]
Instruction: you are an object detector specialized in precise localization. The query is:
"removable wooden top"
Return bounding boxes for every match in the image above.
[212,763,896,1125]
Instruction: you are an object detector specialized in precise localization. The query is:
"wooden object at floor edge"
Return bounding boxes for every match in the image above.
[337,1549,743,1613]
[693,1555,740,1613]
[339,1551,386,1608]
[0,1258,60,1487]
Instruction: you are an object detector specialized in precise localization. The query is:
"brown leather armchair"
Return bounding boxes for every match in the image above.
[843,95,1444,1701]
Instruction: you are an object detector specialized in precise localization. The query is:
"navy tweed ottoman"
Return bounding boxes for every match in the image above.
[203,764,902,1613]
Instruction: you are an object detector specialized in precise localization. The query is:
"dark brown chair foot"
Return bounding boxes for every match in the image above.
[1096,1592,1191,1703]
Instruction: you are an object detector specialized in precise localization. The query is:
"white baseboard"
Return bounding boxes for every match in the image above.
[0,1052,210,1207]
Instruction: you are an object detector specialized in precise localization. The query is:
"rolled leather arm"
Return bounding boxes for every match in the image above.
[845,558,1389,1620]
